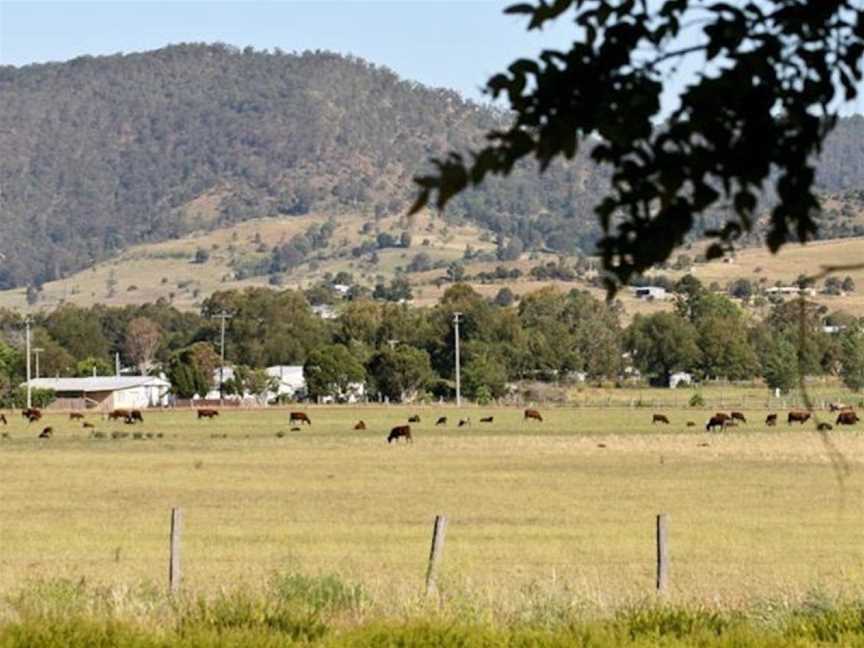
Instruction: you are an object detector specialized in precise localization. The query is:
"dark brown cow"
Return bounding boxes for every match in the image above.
[818,422,834,431]
[765,413,778,426]
[706,416,727,432]
[458,418,471,427]
[435,416,447,426]
[686,421,696,427]
[836,411,860,426]
[83,422,96,429]
[69,412,84,420]
[38,426,53,439]
[289,411,312,426]
[197,408,219,420]
[22,408,42,423]
[652,414,670,424]
[731,411,747,423]
[788,411,811,425]
[387,425,412,444]
[108,409,130,421]
[408,414,421,423]
[524,409,543,422]
[0,413,6,425]
[480,416,494,423]
[354,420,366,430]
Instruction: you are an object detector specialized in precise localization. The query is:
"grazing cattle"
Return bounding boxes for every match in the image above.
[197,408,219,420]
[686,421,696,427]
[652,414,670,424]
[788,411,811,425]
[38,426,53,439]
[408,415,421,423]
[0,413,6,425]
[524,409,543,422]
[731,411,747,424]
[480,416,494,423]
[435,416,447,426]
[108,409,130,421]
[706,416,727,432]
[836,411,860,426]
[387,425,412,444]
[289,411,312,426]
[458,418,471,427]
[69,412,84,420]
[765,413,778,426]
[818,422,834,431]
[83,422,96,429]
[354,420,366,430]
[22,408,42,423]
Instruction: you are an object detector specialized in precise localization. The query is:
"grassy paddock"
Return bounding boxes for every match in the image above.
[2,403,864,611]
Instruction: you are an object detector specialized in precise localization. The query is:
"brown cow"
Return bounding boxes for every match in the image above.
[765,413,778,426]
[69,412,84,420]
[686,421,696,427]
[22,408,42,423]
[458,418,471,427]
[706,416,727,432]
[652,414,670,424]
[289,411,312,426]
[731,411,747,424]
[108,409,130,421]
[836,411,860,426]
[0,413,6,425]
[818,422,834,431]
[524,409,543,422]
[788,411,811,425]
[38,426,53,439]
[408,414,421,423]
[387,425,412,443]
[480,416,494,423]
[354,420,366,430]
[197,408,219,420]
[435,416,447,426]
[83,422,96,429]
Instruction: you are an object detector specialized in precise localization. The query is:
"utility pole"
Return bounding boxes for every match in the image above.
[24,317,32,409]
[33,347,43,380]
[215,311,232,401]
[453,312,462,407]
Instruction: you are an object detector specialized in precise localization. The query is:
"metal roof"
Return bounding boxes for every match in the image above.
[22,376,170,392]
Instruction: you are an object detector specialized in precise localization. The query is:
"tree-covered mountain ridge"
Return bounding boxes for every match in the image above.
[1,42,863,290]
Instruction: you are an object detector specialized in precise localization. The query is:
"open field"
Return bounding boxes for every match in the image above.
[3,402,864,611]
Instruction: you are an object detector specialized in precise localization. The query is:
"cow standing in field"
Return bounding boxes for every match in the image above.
[0,414,6,425]
[458,418,471,427]
[38,426,53,439]
[197,408,219,420]
[524,409,543,422]
[289,411,312,426]
[408,414,421,423]
[836,411,860,426]
[706,416,727,432]
[435,416,447,426]
[387,425,412,444]
[354,420,366,430]
[731,411,747,424]
[22,408,41,423]
[652,414,670,424]
[765,413,778,426]
[69,412,84,421]
[108,409,130,422]
[480,416,493,423]
[788,411,811,425]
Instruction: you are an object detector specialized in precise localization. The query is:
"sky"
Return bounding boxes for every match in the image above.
[0,0,576,104]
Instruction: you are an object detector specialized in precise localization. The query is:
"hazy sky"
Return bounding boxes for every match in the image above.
[0,0,576,103]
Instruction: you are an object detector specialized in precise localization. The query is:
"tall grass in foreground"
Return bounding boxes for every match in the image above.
[3,572,864,646]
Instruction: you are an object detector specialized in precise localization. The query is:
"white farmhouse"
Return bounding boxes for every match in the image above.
[25,376,171,410]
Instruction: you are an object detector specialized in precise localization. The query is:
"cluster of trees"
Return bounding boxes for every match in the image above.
[2,277,864,405]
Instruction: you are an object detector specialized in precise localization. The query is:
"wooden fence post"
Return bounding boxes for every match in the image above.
[169,507,183,594]
[425,515,448,595]
[656,513,669,594]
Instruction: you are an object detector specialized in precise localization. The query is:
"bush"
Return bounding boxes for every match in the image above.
[689,393,706,407]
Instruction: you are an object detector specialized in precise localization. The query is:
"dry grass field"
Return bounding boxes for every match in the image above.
[3,402,864,611]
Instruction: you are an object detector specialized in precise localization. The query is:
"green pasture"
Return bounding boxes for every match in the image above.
[2,403,864,610]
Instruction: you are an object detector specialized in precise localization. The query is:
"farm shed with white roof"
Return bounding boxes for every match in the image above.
[23,376,170,410]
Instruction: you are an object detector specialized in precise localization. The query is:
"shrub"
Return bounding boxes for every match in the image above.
[689,393,706,407]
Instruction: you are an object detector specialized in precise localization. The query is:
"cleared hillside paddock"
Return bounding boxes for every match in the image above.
[2,404,863,608]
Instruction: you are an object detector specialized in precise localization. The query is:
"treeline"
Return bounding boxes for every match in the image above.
[1,276,864,405]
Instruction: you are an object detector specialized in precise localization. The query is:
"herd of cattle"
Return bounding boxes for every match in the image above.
[1,404,860,442]
[651,406,861,432]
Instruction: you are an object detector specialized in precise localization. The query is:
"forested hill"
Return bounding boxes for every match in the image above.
[1,43,863,290]
[0,43,608,289]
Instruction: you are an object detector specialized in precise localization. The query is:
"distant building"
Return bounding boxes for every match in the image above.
[633,286,668,300]
[765,286,817,297]
[332,284,351,296]
[311,304,338,319]
[25,376,171,410]
[206,365,306,402]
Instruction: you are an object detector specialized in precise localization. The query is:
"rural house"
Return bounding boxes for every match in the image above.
[24,376,171,411]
